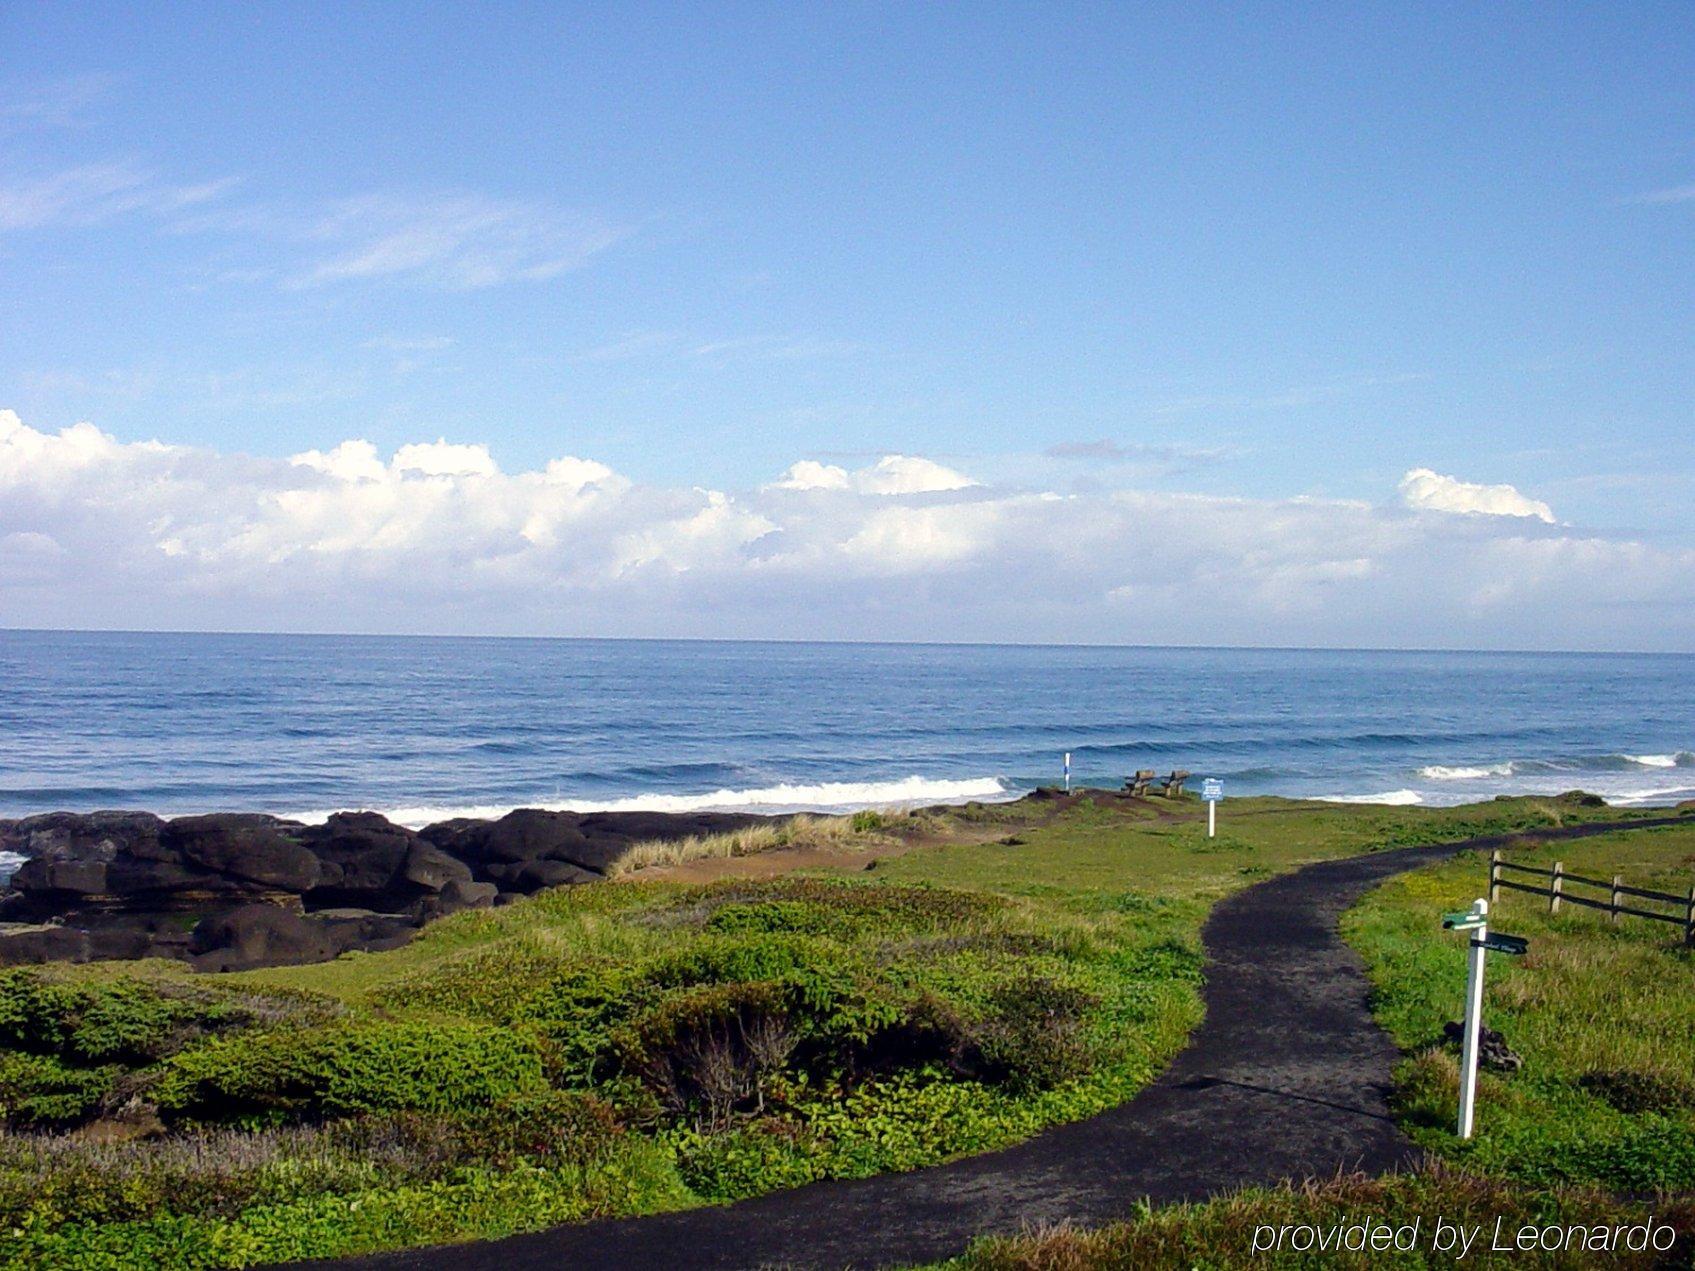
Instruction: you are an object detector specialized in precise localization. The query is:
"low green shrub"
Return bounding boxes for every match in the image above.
[0,970,249,1066]
[0,1051,117,1127]
[973,975,1099,1091]
[154,1020,548,1123]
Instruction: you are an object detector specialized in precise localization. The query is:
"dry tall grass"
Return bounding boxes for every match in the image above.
[606,808,922,877]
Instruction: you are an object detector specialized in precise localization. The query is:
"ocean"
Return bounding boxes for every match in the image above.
[2,631,1692,840]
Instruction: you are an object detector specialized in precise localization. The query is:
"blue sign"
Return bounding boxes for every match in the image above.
[1202,778,1223,802]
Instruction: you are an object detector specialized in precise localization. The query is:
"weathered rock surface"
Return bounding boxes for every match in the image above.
[0,804,766,971]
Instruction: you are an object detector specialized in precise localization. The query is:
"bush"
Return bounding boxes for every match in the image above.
[0,971,248,1066]
[617,983,797,1129]
[154,1020,548,1123]
[849,810,886,834]
[973,975,1098,1091]
[0,1052,117,1127]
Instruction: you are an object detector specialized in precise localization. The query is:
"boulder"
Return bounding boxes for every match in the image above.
[190,904,342,972]
[162,815,321,892]
[295,812,417,898]
[0,924,91,964]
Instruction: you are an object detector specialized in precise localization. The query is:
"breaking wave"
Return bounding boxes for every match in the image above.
[290,774,1012,830]
[1315,789,1425,806]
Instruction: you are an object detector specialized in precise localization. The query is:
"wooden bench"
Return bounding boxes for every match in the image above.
[1124,770,1156,797]
[1158,769,1192,797]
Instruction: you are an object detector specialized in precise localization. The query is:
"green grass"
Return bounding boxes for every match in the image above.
[0,793,1666,1267]
[1344,822,1695,1193]
[938,1167,1694,1269]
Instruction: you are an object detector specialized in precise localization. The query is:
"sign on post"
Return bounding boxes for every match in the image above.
[1063,752,1071,793]
[1442,899,1531,1139]
[1201,778,1222,838]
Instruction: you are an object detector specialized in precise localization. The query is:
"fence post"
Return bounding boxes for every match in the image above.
[1489,851,1500,905]
[1611,875,1622,926]
[1550,862,1563,915]
[1686,885,1694,947]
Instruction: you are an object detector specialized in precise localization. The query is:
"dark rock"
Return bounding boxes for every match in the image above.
[11,856,109,897]
[312,908,419,952]
[514,859,600,891]
[190,904,342,972]
[1443,1020,1523,1072]
[295,812,417,898]
[401,841,472,892]
[0,924,91,964]
[163,815,321,892]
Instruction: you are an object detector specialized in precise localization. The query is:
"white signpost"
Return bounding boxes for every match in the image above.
[1063,752,1071,793]
[1201,778,1223,838]
[1441,899,1529,1139]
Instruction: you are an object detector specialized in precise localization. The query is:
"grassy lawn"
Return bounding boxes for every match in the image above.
[1342,821,1695,1192]
[0,793,1665,1267]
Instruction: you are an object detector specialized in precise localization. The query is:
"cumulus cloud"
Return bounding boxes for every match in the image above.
[1399,468,1555,523]
[768,455,977,495]
[1,410,1690,649]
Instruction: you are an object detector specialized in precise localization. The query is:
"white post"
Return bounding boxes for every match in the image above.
[1207,798,1216,838]
[1457,897,1489,1139]
[1063,752,1071,793]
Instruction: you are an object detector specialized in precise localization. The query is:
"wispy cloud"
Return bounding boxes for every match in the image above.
[1631,184,1695,205]
[0,161,235,231]
[296,192,626,290]
[1149,371,1428,416]
[1,148,624,292]
[1044,439,1235,465]
[0,73,116,131]
[573,330,863,365]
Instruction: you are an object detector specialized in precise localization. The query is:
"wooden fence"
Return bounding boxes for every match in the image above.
[1489,850,1695,944]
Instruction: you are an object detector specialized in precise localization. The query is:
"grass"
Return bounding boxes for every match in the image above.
[604,808,926,876]
[0,792,1672,1267]
[939,1167,1694,1269]
[1343,821,1695,1192]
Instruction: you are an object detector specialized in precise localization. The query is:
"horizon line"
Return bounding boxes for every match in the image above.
[2,624,1690,659]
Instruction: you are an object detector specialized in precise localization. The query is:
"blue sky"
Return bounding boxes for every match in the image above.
[2,4,1693,646]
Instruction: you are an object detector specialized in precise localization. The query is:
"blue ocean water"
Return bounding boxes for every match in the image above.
[1,631,1692,832]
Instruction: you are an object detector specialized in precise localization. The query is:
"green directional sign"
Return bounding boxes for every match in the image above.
[1442,911,1485,931]
[1473,932,1529,956]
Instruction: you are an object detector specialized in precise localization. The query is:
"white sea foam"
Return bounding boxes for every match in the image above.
[0,850,27,888]
[1418,763,1514,781]
[1624,752,1693,768]
[288,775,1012,830]
[1316,789,1425,806]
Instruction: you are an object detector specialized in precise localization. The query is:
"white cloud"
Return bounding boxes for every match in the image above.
[768,455,977,495]
[1399,468,1555,523]
[0,162,233,231]
[298,192,625,290]
[1,410,1691,650]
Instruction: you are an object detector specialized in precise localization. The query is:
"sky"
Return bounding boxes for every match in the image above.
[2,3,1693,649]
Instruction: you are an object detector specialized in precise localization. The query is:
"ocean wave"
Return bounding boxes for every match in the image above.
[1418,763,1514,781]
[288,775,1013,831]
[0,850,27,887]
[1624,752,1694,769]
[1315,789,1425,806]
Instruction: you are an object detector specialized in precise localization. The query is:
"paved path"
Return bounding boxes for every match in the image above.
[345,817,1681,1271]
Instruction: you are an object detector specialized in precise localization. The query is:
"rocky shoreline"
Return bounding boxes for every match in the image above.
[0,806,762,971]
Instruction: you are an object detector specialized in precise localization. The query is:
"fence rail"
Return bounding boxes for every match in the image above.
[1489,851,1695,944]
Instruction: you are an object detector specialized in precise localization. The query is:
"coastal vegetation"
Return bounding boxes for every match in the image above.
[937,816,1695,1271]
[1344,822,1695,1191]
[0,793,1669,1267]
